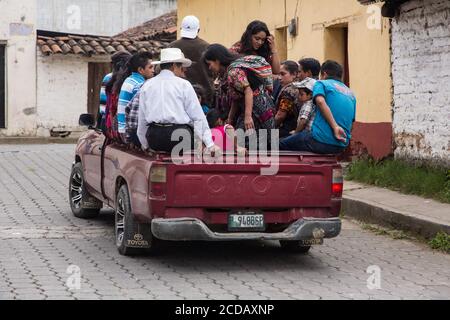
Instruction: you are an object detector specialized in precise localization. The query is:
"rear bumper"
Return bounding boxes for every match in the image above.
[151,217,341,242]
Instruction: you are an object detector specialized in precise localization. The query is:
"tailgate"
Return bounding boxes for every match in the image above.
[164,155,335,208]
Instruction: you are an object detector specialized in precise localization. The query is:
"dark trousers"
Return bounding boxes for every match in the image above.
[279,131,345,155]
[146,123,194,153]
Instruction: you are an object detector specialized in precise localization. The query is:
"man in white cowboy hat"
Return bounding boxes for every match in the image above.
[169,15,214,105]
[137,48,219,155]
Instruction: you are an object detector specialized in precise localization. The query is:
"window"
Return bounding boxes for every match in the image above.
[0,44,5,128]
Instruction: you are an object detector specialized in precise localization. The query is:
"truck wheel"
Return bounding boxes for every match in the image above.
[279,241,311,254]
[115,184,158,256]
[69,162,102,219]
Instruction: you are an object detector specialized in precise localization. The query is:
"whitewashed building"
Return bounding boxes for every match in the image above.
[360,0,449,167]
[0,0,176,138]
[391,0,450,166]
[0,0,38,136]
[37,0,177,36]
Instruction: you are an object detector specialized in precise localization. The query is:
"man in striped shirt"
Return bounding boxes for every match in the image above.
[117,52,154,143]
[99,73,112,117]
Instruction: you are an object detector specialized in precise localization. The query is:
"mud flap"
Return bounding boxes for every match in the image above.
[125,220,154,249]
[82,196,103,209]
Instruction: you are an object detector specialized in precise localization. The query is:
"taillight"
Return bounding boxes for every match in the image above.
[332,168,344,198]
[150,166,167,183]
[150,166,167,199]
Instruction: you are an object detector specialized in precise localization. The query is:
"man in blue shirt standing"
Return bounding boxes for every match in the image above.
[280,60,356,154]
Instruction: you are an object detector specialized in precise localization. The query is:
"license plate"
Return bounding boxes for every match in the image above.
[228,213,265,231]
[300,239,324,246]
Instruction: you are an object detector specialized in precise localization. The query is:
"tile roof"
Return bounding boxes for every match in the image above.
[37,10,177,57]
[115,10,177,41]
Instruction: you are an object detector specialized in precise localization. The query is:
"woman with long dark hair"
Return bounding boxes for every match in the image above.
[274,60,303,138]
[230,20,281,74]
[102,51,132,138]
[104,52,153,142]
[204,44,275,150]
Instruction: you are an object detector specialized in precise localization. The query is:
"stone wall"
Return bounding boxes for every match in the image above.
[391,0,450,166]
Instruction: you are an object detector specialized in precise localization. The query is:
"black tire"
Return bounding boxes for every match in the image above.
[279,241,312,254]
[69,162,102,219]
[115,184,158,256]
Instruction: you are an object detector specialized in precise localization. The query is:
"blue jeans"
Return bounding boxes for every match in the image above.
[279,131,345,155]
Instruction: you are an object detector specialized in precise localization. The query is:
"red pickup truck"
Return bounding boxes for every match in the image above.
[69,114,343,256]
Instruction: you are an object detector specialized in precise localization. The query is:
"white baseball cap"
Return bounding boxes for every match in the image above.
[293,77,317,92]
[180,15,200,39]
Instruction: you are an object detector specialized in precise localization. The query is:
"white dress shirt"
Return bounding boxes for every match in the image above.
[137,70,215,150]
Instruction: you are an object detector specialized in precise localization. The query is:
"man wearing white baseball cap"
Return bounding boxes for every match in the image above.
[169,16,214,106]
[137,48,219,156]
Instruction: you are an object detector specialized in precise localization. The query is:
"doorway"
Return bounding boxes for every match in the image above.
[87,62,111,116]
[275,26,288,62]
[324,23,350,86]
[0,44,6,129]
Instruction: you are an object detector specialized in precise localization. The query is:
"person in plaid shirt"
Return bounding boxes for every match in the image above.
[125,87,143,148]
[293,78,317,134]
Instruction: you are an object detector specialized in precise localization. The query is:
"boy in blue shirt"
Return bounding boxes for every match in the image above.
[117,52,154,144]
[280,60,356,154]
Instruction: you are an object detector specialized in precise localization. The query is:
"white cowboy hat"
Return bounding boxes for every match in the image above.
[151,48,192,67]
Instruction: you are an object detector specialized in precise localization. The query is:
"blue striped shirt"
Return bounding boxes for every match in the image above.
[117,72,145,134]
[99,73,112,115]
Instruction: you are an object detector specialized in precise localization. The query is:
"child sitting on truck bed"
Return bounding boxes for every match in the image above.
[207,109,247,156]
[291,77,317,134]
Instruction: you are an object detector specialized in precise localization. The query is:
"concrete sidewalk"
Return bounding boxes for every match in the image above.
[343,181,450,239]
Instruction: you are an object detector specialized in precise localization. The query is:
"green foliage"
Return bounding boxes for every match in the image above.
[346,159,450,204]
[429,232,450,253]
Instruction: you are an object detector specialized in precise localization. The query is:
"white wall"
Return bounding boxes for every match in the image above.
[392,0,450,166]
[36,53,108,137]
[0,0,37,137]
[37,0,177,36]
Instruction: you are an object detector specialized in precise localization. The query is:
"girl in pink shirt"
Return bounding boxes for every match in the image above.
[207,109,247,155]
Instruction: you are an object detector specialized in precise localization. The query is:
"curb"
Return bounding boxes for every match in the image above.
[0,137,79,145]
[342,196,450,240]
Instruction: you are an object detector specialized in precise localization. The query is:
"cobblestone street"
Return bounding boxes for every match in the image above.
[0,144,449,300]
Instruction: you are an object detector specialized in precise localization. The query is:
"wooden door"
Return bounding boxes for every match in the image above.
[0,44,6,129]
[87,62,111,116]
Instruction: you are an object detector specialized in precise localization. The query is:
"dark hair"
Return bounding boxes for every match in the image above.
[298,87,313,96]
[192,84,206,100]
[321,60,343,80]
[160,62,183,71]
[299,58,321,79]
[281,60,299,75]
[105,51,132,94]
[113,51,153,93]
[240,20,271,60]
[206,108,228,129]
[203,44,239,67]
[203,44,262,91]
